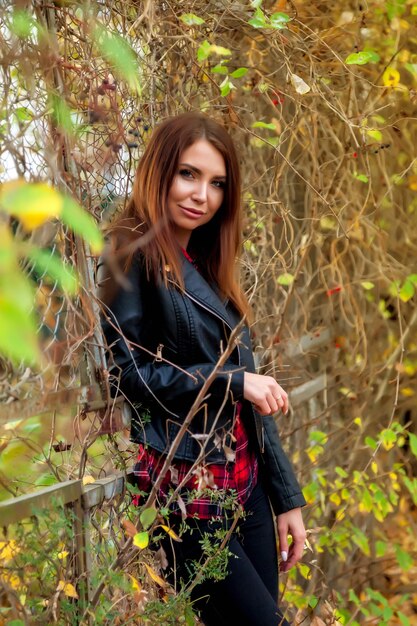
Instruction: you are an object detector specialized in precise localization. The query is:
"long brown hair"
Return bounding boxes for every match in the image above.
[105,111,249,317]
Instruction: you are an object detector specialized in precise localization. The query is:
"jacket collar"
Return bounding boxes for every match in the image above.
[180,254,239,328]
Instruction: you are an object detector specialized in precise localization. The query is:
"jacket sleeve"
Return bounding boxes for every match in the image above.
[96,255,245,414]
[260,414,307,515]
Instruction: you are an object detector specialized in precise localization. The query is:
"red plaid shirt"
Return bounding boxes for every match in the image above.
[132,402,258,519]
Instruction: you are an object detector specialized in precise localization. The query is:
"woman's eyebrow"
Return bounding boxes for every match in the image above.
[178,162,227,179]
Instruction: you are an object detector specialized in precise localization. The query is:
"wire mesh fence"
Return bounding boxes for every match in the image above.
[1,1,417,624]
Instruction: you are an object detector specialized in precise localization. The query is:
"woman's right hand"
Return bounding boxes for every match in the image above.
[243,372,289,416]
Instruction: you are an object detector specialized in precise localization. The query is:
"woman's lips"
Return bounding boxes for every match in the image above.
[179,205,206,219]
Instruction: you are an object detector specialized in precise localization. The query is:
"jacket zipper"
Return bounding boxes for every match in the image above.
[155,343,164,362]
[183,289,265,454]
[182,290,241,367]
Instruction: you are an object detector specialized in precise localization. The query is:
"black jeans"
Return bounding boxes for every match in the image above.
[160,479,291,626]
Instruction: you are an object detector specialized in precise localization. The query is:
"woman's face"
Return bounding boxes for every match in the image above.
[167,139,226,249]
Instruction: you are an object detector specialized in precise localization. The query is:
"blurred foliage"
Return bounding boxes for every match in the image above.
[1,0,417,624]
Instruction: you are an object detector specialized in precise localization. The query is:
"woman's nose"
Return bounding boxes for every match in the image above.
[191,181,208,203]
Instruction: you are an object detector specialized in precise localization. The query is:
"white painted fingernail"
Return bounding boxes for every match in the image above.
[281,551,288,562]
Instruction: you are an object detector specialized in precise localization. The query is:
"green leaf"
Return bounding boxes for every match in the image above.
[398,611,411,626]
[248,8,268,29]
[14,107,33,122]
[395,545,412,571]
[94,24,141,93]
[407,273,417,285]
[345,50,380,65]
[60,196,104,255]
[10,10,35,38]
[349,589,360,605]
[133,532,149,549]
[353,172,369,183]
[140,506,157,529]
[252,121,276,130]
[380,428,397,450]
[361,281,374,290]
[180,13,205,25]
[0,282,40,366]
[34,473,59,487]
[184,605,196,626]
[5,620,26,626]
[375,541,387,557]
[399,279,414,302]
[211,64,229,74]
[230,67,248,78]
[220,77,234,97]
[197,40,211,62]
[277,272,294,286]
[386,0,406,21]
[367,129,383,142]
[49,94,74,136]
[388,279,401,297]
[270,12,290,29]
[408,432,417,458]
[335,466,348,478]
[309,430,328,444]
[25,248,79,295]
[352,528,370,556]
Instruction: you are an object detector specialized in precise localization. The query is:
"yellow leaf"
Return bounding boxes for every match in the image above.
[339,387,357,399]
[82,475,96,485]
[133,532,149,549]
[160,525,182,542]
[400,387,414,397]
[2,571,22,590]
[329,493,341,506]
[57,551,69,560]
[144,563,166,588]
[0,540,20,562]
[382,67,400,87]
[371,461,378,475]
[129,574,142,592]
[408,175,417,191]
[0,180,63,230]
[57,580,79,599]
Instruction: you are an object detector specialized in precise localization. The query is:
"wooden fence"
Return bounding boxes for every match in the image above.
[0,330,332,623]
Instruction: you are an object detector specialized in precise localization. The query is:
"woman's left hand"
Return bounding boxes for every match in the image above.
[276,507,306,572]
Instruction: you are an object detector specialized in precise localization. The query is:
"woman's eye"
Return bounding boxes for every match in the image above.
[179,168,194,179]
[212,180,225,189]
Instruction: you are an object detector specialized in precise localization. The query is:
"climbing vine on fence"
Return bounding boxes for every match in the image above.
[1,0,417,624]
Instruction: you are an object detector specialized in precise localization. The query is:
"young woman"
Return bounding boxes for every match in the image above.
[97,112,306,625]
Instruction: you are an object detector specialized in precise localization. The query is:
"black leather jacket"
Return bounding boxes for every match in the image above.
[97,252,306,515]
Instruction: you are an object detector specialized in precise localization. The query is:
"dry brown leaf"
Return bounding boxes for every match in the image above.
[122,518,138,538]
[154,545,169,570]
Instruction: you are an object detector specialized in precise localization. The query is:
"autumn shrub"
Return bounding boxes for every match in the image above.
[1,0,417,624]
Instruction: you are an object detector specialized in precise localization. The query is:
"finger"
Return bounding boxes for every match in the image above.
[281,537,304,572]
[276,386,289,414]
[254,401,271,416]
[277,521,289,569]
[266,393,279,414]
